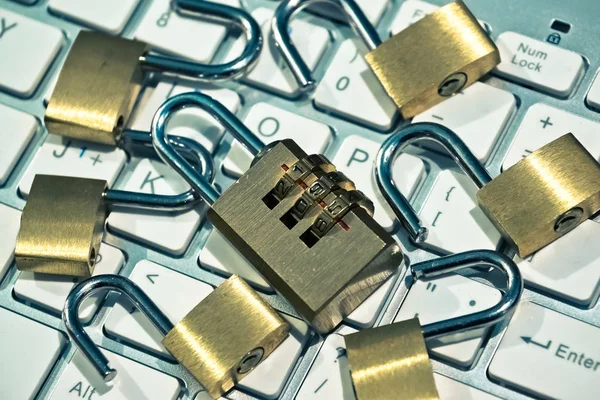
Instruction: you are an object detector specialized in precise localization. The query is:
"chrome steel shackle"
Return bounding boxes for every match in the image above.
[63,275,174,381]
[152,92,265,206]
[272,0,382,92]
[410,250,522,339]
[376,122,492,243]
[144,0,262,81]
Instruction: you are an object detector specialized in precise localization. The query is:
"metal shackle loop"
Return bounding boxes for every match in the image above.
[153,92,264,206]
[63,275,174,382]
[141,0,262,81]
[411,250,523,340]
[104,130,215,211]
[376,122,492,243]
[272,0,382,92]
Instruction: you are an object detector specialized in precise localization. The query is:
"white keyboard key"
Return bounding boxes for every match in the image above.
[587,73,600,111]
[420,170,501,254]
[15,244,124,322]
[489,302,600,399]
[107,159,201,255]
[227,8,330,97]
[238,316,309,399]
[19,134,126,197]
[308,0,388,25]
[340,137,421,215]
[515,220,600,306]
[0,307,66,399]
[129,82,241,154]
[50,348,180,400]
[495,32,584,97]
[395,274,501,367]
[503,103,600,170]
[135,0,239,62]
[345,272,397,328]
[0,204,20,279]
[223,102,332,177]
[434,374,500,399]
[105,260,213,356]
[0,9,64,96]
[0,105,36,184]
[199,229,273,293]
[413,82,516,162]
[333,135,424,231]
[48,0,139,34]
[390,0,439,35]
[315,39,398,130]
[296,333,355,400]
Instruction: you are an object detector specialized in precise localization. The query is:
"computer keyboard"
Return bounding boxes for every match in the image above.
[1,0,600,399]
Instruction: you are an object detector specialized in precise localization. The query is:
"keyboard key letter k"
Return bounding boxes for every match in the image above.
[0,18,17,39]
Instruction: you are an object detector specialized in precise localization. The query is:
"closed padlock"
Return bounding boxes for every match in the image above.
[63,274,290,399]
[345,250,523,400]
[152,92,403,334]
[15,137,214,277]
[376,122,600,257]
[45,0,262,145]
[272,0,499,118]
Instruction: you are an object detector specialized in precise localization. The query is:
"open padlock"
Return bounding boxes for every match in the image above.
[375,122,600,257]
[345,250,523,400]
[63,274,290,399]
[272,0,499,117]
[15,133,214,277]
[151,92,403,334]
[45,0,262,145]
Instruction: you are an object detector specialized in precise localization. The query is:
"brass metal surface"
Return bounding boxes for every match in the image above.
[162,275,290,399]
[478,133,600,257]
[208,140,402,334]
[45,31,147,145]
[365,0,500,118]
[15,175,107,276]
[346,318,439,400]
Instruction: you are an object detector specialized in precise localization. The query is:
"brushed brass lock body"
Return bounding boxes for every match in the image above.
[45,31,146,145]
[478,133,600,258]
[208,140,402,334]
[365,0,500,118]
[345,318,439,400]
[162,275,290,399]
[15,175,107,276]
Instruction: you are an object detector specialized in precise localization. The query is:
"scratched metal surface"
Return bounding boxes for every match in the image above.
[0,0,599,399]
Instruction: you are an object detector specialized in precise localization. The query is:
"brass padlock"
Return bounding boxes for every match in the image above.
[152,93,403,334]
[345,250,523,400]
[63,274,290,399]
[376,122,600,257]
[46,0,262,145]
[15,136,214,277]
[272,0,499,118]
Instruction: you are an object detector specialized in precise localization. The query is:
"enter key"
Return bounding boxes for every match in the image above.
[489,302,600,399]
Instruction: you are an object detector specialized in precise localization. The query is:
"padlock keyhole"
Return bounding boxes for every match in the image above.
[438,72,468,97]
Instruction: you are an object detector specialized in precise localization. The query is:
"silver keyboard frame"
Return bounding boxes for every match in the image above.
[1,0,600,399]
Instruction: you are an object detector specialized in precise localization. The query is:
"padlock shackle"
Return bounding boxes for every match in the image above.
[411,249,523,340]
[63,275,174,382]
[140,0,262,81]
[272,0,382,92]
[153,92,264,205]
[104,130,215,210]
[376,122,492,243]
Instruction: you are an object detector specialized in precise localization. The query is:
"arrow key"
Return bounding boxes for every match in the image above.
[489,302,600,399]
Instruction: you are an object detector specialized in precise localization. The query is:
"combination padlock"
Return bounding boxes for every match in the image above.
[63,274,290,399]
[152,92,403,334]
[15,135,214,277]
[376,122,600,257]
[45,0,262,145]
[345,250,523,400]
[272,0,499,118]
